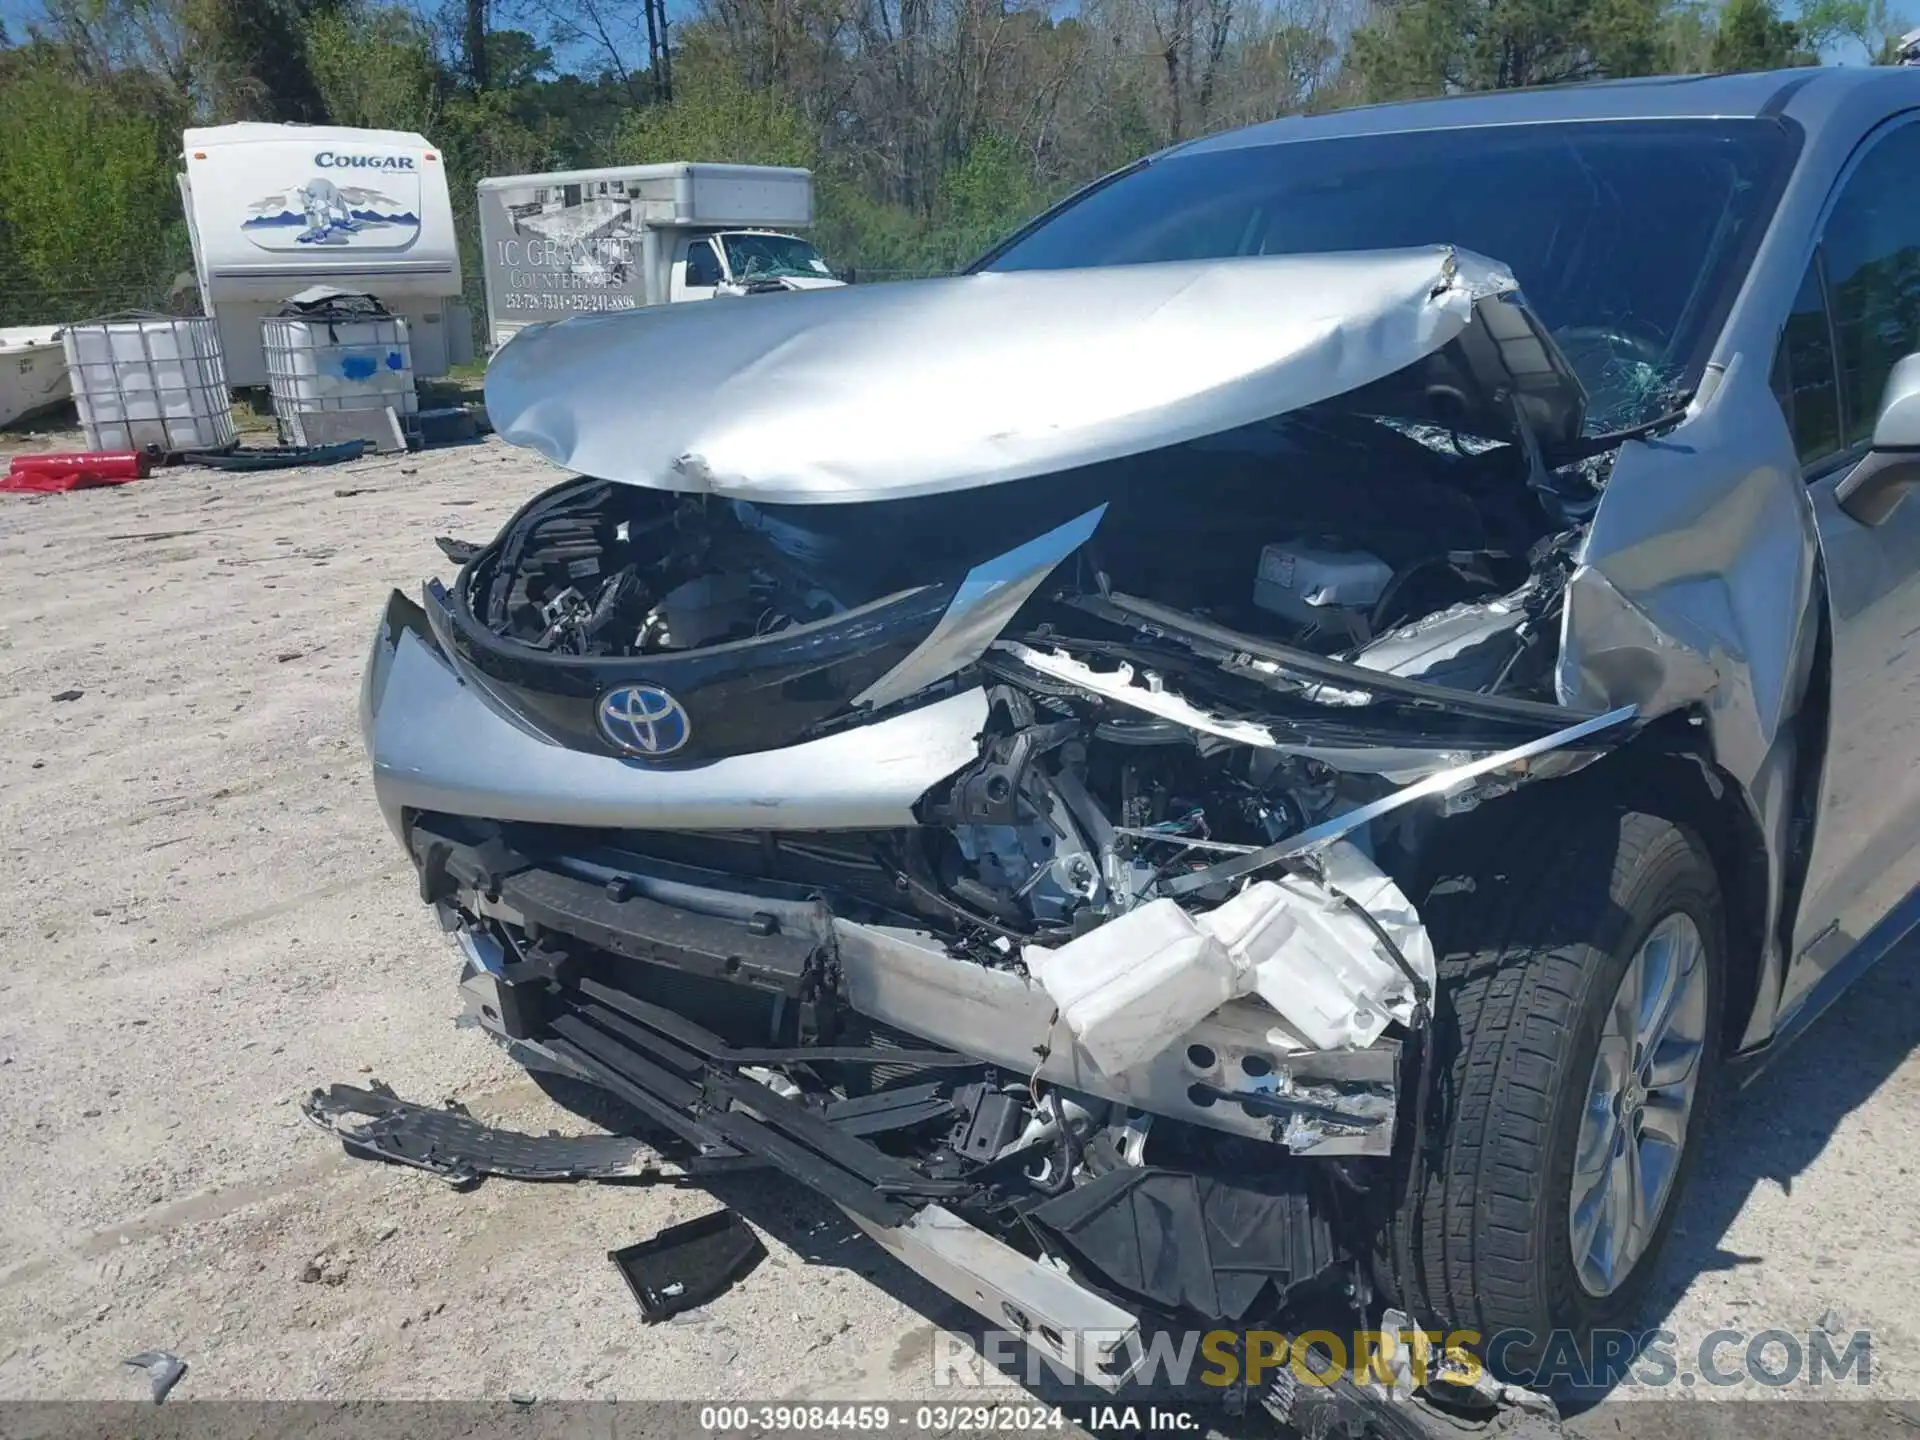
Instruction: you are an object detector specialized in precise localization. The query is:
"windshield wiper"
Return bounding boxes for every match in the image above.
[1560,393,1697,460]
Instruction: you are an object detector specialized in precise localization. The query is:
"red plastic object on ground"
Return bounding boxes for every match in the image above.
[1,449,149,493]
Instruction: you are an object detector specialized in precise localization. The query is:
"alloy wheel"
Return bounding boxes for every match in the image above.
[1568,911,1709,1297]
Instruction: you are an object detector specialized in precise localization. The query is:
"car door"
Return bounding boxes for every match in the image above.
[1775,113,1920,1024]
[678,237,724,301]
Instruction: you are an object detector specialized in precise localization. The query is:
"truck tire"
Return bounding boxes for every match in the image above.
[1389,807,1723,1380]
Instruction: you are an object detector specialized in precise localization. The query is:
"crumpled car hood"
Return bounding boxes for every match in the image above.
[485,246,1582,504]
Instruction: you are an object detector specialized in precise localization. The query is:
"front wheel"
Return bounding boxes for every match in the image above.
[1389,808,1723,1379]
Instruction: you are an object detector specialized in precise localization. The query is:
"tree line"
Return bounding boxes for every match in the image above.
[0,0,1910,329]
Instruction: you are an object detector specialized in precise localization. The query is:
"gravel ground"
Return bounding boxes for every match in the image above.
[0,434,1915,1435]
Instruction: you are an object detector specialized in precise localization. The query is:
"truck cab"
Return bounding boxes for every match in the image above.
[671,230,841,301]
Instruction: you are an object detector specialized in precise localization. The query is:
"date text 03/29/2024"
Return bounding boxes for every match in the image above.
[696,1405,1194,1434]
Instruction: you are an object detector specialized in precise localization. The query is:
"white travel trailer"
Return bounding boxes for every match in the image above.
[476,163,841,350]
[0,326,71,429]
[179,124,472,386]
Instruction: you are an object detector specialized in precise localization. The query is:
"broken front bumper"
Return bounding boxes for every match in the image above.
[406,816,1387,1390]
[364,589,1409,1387]
[360,592,1587,1438]
[361,588,992,836]
[414,813,1400,1160]
[366,588,1401,1155]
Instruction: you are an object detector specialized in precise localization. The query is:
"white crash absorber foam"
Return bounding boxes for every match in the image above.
[1025,841,1435,1073]
[1024,899,1241,1077]
[1233,841,1437,1051]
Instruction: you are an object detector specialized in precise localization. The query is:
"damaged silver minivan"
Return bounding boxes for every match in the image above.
[363,68,1920,1414]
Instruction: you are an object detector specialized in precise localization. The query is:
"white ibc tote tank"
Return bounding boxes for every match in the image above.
[261,289,417,443]
[61,314,237,452]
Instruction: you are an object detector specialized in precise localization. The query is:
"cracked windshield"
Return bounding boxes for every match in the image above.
[721,231,833,282]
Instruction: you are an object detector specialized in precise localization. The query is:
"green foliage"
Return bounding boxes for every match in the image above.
[1799,0,1906,53]
[1587,0,1670,75]
[924,134,1045,271]
[1659,0,1720,72]
[610,54,1051,279]
[306,4,440,134]
[808,137,1054,280]
[810,179,938,277]
[184,0,330,122]
[939,134,1039,237]
[1709,0,1816,69]
[485,29,556,91]
[0,64,184,320]
[615,63,820,171]
[1347,0,1681,98]
[438,87,566,179]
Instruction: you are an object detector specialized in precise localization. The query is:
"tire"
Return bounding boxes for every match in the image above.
[1387,807,1724,1380]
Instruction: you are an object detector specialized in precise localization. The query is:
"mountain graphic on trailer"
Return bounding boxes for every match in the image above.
[244,210,422,227]
[241,181,422,246]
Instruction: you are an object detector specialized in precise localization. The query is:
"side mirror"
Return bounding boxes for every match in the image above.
[1836,353,1920,525]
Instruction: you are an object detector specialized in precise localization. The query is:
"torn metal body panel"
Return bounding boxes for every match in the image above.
[854,508,1105,712]
[1559,365,1820,1047]
[845,1204,1145,1389]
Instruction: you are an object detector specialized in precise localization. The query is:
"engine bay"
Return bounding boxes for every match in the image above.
[433,351,1644,1076]
[462,405,1595,705]
[442,395,1619,971]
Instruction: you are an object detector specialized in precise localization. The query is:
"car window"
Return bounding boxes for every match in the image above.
[979,120,1798,433]
[1773,259,1843,467]
[685,240,722,288]
[1821,120,1920,448]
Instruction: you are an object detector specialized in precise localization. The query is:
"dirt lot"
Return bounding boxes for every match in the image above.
[1,434,1917,1433]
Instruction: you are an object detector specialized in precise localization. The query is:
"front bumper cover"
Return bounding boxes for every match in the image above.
[410,813,1400,1161]
[361,588,991,835]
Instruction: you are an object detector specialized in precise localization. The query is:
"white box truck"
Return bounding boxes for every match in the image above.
[179,123,473,387]
[476,162,842,349]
